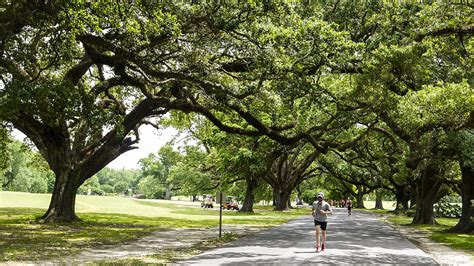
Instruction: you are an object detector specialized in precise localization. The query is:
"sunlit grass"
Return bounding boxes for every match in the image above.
[93,232,240,265]
[0,192,307,262]
[380,213,473,255]
[361,201,397,210]
[362,209,392,214]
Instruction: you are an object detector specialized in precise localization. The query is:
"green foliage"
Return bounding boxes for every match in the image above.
[138,175,165,199]
[113,181,129,195]
[434,198,462,218]
[0,138,52,193]
[1,1,472,224]
[78,175,104,196]
[398,82,473,132]
[77,168,139,196]
[301,189,319,204]
[449,130,474,169]
[101,184,114,194]
[137,144,183,198]
[0,126,12,171]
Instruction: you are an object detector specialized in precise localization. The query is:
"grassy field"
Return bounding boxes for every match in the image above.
[0,191,307,262]
[360,201,396,210]
[363,209,473,257]
[387,215,473,253]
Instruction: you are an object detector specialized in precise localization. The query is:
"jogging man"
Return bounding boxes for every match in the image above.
[312,192,332,252]
[347,198,353,216]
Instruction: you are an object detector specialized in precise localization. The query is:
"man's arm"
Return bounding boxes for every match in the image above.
[323,204,333,214]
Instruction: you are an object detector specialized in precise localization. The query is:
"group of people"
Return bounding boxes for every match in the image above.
[311,193,353,253]
[327,198,353,210]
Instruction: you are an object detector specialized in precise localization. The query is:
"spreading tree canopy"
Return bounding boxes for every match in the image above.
[0,2,472,226]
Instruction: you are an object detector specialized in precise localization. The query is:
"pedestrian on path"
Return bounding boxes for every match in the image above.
[312,192,332,252]
[347,198,353,216]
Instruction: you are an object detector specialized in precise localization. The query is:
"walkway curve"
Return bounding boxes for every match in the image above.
[177,208,437,265]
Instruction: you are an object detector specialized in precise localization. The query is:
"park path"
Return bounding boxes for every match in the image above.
[176,208,438,265]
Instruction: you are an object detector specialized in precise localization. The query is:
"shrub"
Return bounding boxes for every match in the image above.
[434,198,462,218]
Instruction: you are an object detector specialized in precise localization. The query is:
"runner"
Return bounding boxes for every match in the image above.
[312,192,332,252]
[347,198,353,216]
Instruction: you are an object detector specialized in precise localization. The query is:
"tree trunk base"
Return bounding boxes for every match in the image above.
[273,191,290,211]
[446,221,473,233]
[37,208,80,223]
[239,207,254,213]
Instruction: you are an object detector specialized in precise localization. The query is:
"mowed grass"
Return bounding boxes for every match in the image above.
[361,201,396,210]
[0,191,307,262]
[366,210,474,256]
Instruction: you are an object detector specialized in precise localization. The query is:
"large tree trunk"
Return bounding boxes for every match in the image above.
[409,189,417,209]
[274,190,290,211]
[164,186,172,200]
[375,190,384,210]
[272,190,276,206]
[38,171,80,223]
[395,190,410,210]
[448,164,474,233]
[239,177,258,213]
[287,197,293,209]
[356,191,365,208]
[412,164,441,225]
[296,186,303,205]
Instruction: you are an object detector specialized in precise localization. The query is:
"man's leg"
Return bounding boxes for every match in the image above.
[315,225,321,250]
[321,222,327,251]
[322,230,327,248]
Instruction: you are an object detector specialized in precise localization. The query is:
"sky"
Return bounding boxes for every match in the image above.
[12,126,179,170]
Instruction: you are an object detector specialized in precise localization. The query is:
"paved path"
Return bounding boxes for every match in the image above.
[177,208,437,265]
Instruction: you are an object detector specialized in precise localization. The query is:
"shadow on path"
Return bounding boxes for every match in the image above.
[176,208,437,265]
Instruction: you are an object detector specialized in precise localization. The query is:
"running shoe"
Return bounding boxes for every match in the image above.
[321,243,325,251]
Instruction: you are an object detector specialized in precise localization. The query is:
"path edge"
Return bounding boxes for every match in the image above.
[360,210,473,266]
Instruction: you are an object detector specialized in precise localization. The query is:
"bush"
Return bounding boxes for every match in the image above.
[434,198,462,218]
[29,177,48,193]
[101,184,114,194]
[114,181,129,194]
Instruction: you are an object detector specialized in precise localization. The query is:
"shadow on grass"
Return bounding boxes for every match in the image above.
[0,208,214,262]
[0,207,303,262]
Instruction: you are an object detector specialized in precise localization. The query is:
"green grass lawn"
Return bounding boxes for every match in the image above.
[363,209,473,257]
[0,191,307,262]
[361,201,396,210]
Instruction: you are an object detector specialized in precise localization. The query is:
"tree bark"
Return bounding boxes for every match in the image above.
[239,177,258,213]
[274,190,290,211]
[412,164,441,225]
[38,171,80,223]
[296,186,303,205]
[272,190,276,206]
[394,190,410,210]
[447,164,473,233]
[409,189,417,209]
[375,190,384,209]
[356,191,365,208]
[164,186,172,200]
[287,197,293,209]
